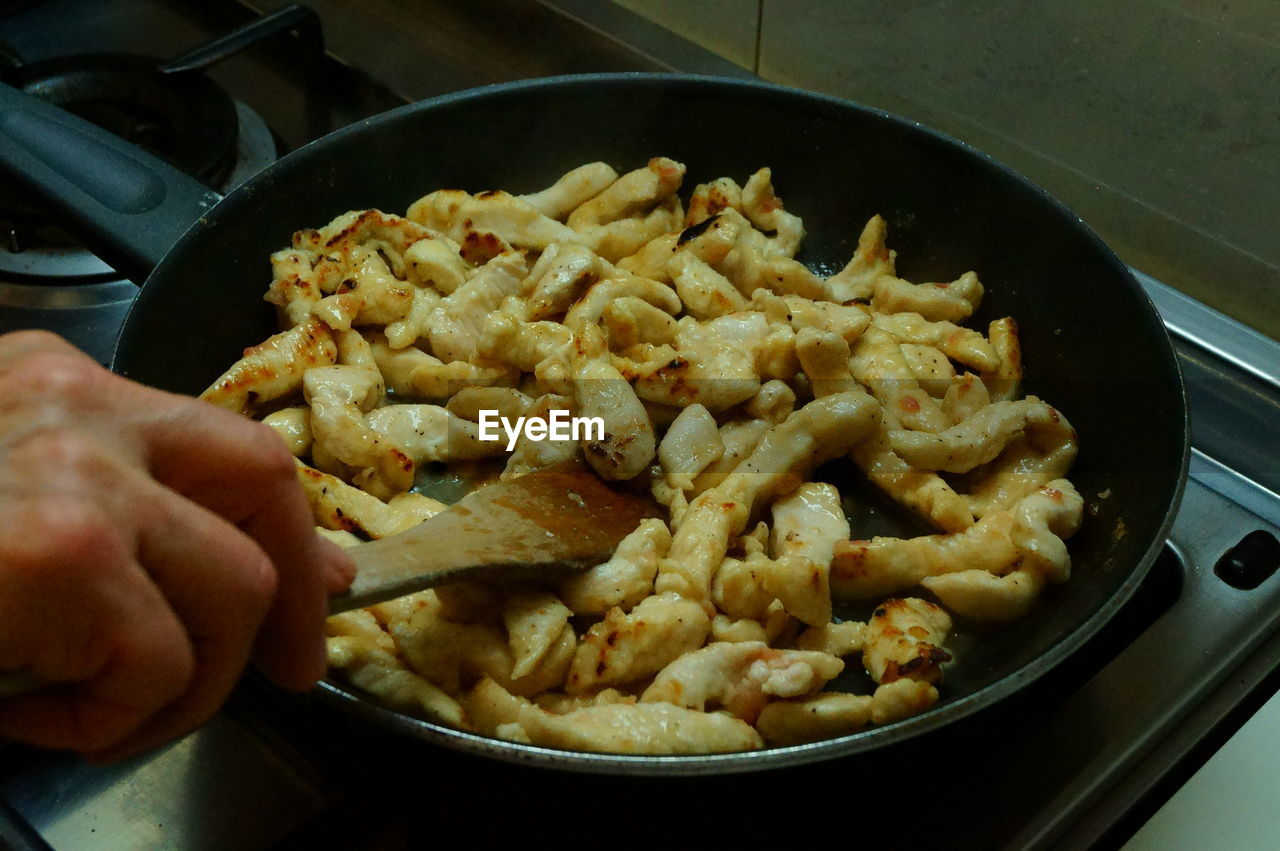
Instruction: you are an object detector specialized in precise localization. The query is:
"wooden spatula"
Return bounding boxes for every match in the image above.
[331,461,661,612]
[0,463,660,696]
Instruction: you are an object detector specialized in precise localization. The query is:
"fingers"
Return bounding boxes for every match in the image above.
[317,535,358,594]
[0,497,195,751]
[0,334,344,757]
[135,400,336,690]
[86,474,282,760]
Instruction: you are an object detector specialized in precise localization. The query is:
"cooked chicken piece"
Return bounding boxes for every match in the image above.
[962,423,1078,518]
[710,614,770,644]
[710,549,830,628]
[691,417,768,491]
[467,677,762,754]
[756,693,874,745]
[872,270,984,323]
[642,641,843,722]
[402,234,471,293]
[831,510,1019,599]
[500,393,580,480]
[534,689,634,715]
[694,207,823,300]
[518,161,619,220]
[383,287,443,350]
[793,337,975,534]
[614,232,679,282]
[299,208,436,270]
[899,343,957,397]
[794,620,866,656]
[712,556,775,622]
[771,482,849,567]
[602,296,679,349]
[428,251,528,364]
[751,290,872,344]
[869,311,1000,372]
[617,209,742,285]
[850,326,951,433]
[565,592,710,693]
[369,335,515,400]
[201,317,336,414]
[794,327,860,399]
[262,406,312,456]
[295,460,444,539]
[304,364,412,500]
[631,319,761,413]
[365,403,508,465]
[393,597,573,698]
[888,398,1075,474]
[480,313,572,376]
[981,316,1022,401]
[563,274,681,335]
[557,518,670,615]
[922,567,1046,623]
[581,195,684,262]
[408,189,583,251]
[521,242,602,320]
[942,371,991,423]
[326,608,395,653]
[850,414,976,533]
[671,252,750,319]
[657,390,880,604]
[657,403,724,491]
[311,245,414,330]
[444,385,532,423]
[870,677,940,724]
[326,636,464,726]
[825,214,896,303]
[264,247,322,327]
[741,167,805,258]
[503,591,574,679]
[1009,479,1084,582]
[862,597,952,685]
[567,157,685,230]
[574,356,656,481]
[684,177,745,227]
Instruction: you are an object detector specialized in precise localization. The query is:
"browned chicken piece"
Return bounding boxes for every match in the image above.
[201,317,336,414]
[862,598,952,685]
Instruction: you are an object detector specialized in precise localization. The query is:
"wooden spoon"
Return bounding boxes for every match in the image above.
[0,463,660,696]
[329,461,662,612]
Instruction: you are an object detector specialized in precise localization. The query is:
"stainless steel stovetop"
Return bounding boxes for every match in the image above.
[1,2,1278,848]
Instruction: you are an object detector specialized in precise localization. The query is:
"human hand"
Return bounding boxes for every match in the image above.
[0,330,354,760]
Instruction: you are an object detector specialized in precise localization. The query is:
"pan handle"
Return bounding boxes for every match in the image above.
[0,82,222,283]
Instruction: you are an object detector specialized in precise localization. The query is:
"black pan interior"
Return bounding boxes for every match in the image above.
[113,75,1186,760]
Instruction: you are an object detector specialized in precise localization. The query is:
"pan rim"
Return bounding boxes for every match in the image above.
[118,72,1191,772]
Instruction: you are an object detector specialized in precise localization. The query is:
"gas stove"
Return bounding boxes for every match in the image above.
[1,2,1278,849]
[0,0,403,364]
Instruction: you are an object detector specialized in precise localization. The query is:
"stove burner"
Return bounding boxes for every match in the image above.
[0,98,278,284]
[10,53,239,185]
[0,4,323,289]
[0,51,240,283]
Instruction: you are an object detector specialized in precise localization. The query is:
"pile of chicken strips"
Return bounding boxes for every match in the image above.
[202,157,1082,755]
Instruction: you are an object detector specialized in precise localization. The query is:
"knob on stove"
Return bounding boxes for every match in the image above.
[1214,529,1280,590]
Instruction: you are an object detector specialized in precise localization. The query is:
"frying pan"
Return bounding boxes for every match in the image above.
[0,73,1187,775]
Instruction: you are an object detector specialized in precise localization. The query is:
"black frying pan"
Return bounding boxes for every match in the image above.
[0,74,1187,774]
